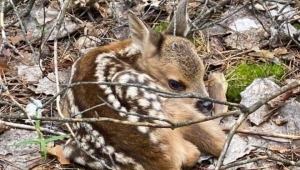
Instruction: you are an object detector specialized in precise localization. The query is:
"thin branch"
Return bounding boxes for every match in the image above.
[223,128,300,140]
[0,120,67,136]
[267,151,300,166]
[8,0,36,62]
[221,156,268,169]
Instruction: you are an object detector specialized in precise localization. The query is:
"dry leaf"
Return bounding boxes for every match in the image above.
[274,47,288,55]
[272,115,288,125]
[0,59,11,72]
[250,46,275,59]
[8,35,25,45]
[47,145,70,164]
[241,78,280,125]
[17,65,43,84]
[0,121,9,133]
[269,146,288,153]
[2,48,12,57]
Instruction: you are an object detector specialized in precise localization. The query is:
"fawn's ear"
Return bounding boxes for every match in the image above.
[128,11,162,56]
[165,0,190,37]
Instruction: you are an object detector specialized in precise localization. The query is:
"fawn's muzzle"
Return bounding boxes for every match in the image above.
[196,100,214,113]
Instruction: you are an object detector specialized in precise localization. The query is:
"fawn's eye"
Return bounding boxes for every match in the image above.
[168,79,185,91]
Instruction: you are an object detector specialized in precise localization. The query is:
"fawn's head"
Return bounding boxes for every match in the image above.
[128,0,213,113]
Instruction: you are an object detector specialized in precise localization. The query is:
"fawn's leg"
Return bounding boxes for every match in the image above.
[164,98,226,157]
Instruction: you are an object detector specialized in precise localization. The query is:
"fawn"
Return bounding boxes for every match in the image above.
[63,0,226,169]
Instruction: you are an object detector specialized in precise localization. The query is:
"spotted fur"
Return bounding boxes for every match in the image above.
[63,0,226,169]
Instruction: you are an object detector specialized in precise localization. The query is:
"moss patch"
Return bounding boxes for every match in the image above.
[226,62,286,103]
[153,22,169,32]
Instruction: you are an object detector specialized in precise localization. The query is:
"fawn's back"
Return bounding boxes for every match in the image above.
[63,0,226,169]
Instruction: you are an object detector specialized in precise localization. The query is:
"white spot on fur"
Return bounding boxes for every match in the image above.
[104,88,112,94]
[148,110,158,117]
[92,130,100,138]
[137,126,149,133]
[152,101,161,110]
[118,74,131,83]
[143,92,150,99]
[83,123,93,133]
[81,142,89,150]
[114,152,144,169]
[113,100,121,109]
[114,152,135,164]
[149,93,157,100]
[95,142,101,148]
[138,98,150,108]
[87,148,95,155]
[85,134,91,141]
[91,135,95,143]
[134,164,145,170]
[149,132,159,143]
[74,156,86,165]
[107,94,117,103]
[128,115,139,122]
[103,145,115,155]
[100,85,108,89]
[119,107,127,117]
[99,136,105,145]
[137,74,146,83]
[89,161,104,169]
[81,137,87,143]
[63,141,74,157]
[108,67,117,79]
[118,43,140,57]
[126,87,138,98]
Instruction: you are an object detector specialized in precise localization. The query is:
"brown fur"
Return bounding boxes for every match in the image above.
[63,0,225,169]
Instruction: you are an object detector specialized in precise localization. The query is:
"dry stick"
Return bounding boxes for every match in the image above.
[51,0,73,137]
[5,0,36,27]
[0,0,24,59]
[223,128,300,140]
[220,156,268,169]
[65,81,244,108]
[40,0,70,49]
[266,151,300,166]
[192,0,231,26]
[8,0,36,61]
[192,0,249,31]
[0,120,67,136]
[215,81,300,170]
[0,110,240,128]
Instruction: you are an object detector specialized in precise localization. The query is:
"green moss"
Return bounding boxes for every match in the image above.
[153,22,169,32]
[226,62,286,103]
[294,23,300,30]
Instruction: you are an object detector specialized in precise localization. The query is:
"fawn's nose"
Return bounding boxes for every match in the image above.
[196,100,214,113]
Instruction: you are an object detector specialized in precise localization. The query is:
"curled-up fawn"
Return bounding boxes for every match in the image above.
[63,0,226,169]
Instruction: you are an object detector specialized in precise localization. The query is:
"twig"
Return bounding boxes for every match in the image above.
[64,81,245,109]
[8,0,36,62]
[0,110,240,128]
[0,0,25,59]
[223,128,300,140]
[267,151,300,166]
[40,0,70,49]
[5,0,36,27]
[191,1,250,31]
[0,120,67,136]
[221,156,268,169]
[50,0,74,139]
